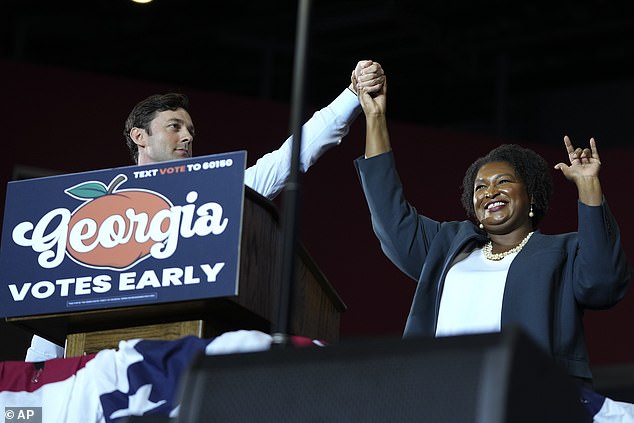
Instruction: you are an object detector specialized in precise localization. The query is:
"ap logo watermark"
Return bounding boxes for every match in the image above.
[4,407,42,423]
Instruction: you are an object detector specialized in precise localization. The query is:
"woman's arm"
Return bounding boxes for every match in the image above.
[354,70,390,157]
[555,136,631,306]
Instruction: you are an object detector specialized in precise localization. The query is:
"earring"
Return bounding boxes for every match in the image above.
[529,204,534,218]
[479,223,484,229]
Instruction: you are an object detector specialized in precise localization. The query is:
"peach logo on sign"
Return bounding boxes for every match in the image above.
[65,174,172,269]
[12,174,229,271]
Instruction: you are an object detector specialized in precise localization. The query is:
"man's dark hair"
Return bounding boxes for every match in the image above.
[461,144,553,228]
[123,93,190,163]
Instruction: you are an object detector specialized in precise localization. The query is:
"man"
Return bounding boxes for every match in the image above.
[125,60,385,199]
[25,59,385,361]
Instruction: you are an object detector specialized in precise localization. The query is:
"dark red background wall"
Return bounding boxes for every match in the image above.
[2,60,633,365]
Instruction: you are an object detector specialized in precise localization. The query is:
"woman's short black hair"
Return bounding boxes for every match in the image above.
[460,144,553,228]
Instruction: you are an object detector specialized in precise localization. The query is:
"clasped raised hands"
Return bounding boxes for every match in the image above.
[350,60,385,95]
[351,60,387,117]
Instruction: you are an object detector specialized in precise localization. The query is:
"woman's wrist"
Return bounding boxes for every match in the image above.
[576,176,603,206]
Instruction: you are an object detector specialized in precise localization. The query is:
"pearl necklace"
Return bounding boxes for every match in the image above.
[482,232,534,261]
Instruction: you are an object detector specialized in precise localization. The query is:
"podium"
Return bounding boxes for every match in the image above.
[6,187,346,356]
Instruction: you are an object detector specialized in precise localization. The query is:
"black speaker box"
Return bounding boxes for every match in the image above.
[592,362,634,403]
[176,327,590,422]
[119,417,173,423]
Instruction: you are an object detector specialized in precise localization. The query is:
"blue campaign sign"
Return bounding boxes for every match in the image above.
[0,151,246,318]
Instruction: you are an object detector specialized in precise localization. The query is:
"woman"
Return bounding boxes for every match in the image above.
[352,75,631,384]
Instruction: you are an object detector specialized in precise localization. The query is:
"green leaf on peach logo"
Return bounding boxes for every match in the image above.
[65,182,108,200]
[65,175,127,201]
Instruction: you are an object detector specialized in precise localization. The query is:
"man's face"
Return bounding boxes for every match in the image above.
[134,108,195,165]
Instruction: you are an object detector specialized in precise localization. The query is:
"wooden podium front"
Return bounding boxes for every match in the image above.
[7,187,346,356]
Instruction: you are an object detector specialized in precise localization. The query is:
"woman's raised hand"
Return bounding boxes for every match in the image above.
[554,135,603,205]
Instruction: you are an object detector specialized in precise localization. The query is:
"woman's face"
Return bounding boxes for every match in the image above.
[473,161,532,235]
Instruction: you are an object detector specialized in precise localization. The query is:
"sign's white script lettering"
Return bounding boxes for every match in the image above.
[11,191,228,269]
